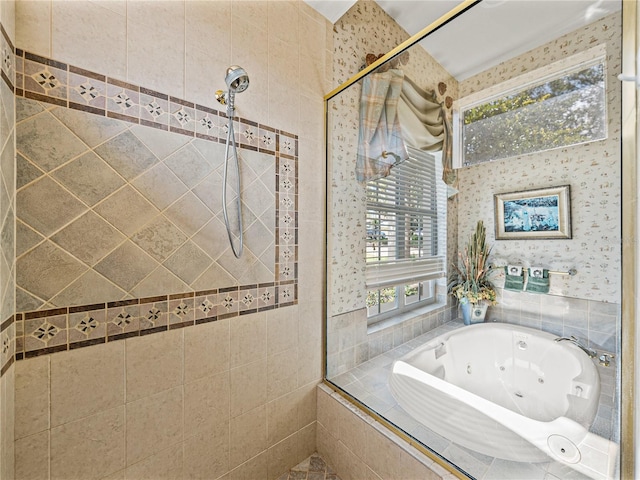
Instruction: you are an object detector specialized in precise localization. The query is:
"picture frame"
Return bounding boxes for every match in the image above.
[494,185,571,240]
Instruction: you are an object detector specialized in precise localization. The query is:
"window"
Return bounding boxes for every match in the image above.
[365,147,446,323]
[455,46,607,166]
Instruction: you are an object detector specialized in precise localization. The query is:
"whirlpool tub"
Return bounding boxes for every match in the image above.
[389,323,617,479]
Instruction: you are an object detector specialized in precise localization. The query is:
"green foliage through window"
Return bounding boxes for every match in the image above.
[461,62,606,165]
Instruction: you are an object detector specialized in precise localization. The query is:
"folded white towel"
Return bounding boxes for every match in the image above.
[507,265,522,276]
[530,267,545,278]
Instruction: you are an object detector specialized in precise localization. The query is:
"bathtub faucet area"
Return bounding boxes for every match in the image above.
[555,335,598,358]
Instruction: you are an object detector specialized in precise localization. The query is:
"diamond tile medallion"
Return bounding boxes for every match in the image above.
[7,47,298,363]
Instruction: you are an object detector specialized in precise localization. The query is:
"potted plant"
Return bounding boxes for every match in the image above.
[448,220,497,325]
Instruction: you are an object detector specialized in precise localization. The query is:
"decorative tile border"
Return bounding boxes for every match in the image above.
[13,49,291,153]
[0,22,15,377]
[0,23,15,94]
[1,48,300,366]
[15,282,298,359]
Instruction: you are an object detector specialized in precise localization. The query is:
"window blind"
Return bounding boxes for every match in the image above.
[365,148,446,289]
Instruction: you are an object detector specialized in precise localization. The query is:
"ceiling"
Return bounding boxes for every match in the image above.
[305,0,621,80]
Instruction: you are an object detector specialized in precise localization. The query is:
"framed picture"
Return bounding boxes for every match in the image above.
[494,185,571,240]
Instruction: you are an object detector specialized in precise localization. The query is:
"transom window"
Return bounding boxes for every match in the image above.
[365,148,446,323]
[455,46,607,166]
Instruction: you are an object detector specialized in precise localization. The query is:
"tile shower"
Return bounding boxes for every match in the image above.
[1,1,330,479]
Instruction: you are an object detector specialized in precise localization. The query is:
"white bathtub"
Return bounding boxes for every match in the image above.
[389,323,617,479]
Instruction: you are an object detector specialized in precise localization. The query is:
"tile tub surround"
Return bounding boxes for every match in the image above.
[326,296,457,378]
[327,319,619,480]
[316,383,454,480]
[8,50,299,362]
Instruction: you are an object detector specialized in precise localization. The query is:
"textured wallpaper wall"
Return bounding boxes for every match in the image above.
[457,12,622,304]
[328,0,458,317]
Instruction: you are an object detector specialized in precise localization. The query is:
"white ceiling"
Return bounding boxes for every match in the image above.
[305,0,621,80]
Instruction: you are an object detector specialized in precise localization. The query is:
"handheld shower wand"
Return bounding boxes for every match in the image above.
[216,65,250,258]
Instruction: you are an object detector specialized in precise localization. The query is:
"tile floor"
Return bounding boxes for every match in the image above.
[329,319,619,480]
[282,453,341,480]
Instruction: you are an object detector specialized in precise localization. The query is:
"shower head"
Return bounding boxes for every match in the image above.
[225,65,249,94]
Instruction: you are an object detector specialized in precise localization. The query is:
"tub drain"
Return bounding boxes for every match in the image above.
[515,392,523,398]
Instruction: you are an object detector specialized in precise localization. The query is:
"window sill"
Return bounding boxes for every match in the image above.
[367,299,447,335]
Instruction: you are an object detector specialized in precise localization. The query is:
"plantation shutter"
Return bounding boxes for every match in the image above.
[365,147,446,289]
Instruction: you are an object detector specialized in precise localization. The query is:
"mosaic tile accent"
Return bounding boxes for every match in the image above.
[168,292,195,329]
[8,49,299,363]
[0,315,15,375]
[280,453,341,480]
[0,23,15,93]
[11,282,291,358]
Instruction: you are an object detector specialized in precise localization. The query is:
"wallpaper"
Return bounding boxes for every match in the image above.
[457,12,622,304]
[328,0,458,317]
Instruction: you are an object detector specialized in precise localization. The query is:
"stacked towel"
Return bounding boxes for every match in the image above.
[504,265,524,291]
[526,267,550,294]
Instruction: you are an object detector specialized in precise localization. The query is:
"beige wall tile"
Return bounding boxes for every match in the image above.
[268,76,300,137]
[332,440,368,480]
[124,443,183,480]
[184,1,231,109]
[103,468,126,480]
[230,358,266,418]
[297,300,322,348]
[15,355,49,439]
[127,0,184,31]
[316,422,338,474]
[266,305,298,356]
[16,0,51,57]
[126,329,183,402]
[51,341,125,427]
[184,318,230,384]
[337,401,368,461]
[185,46,232,111]
[50,406,125,480]
[229,405,267,469]
[0,0,15,42]
[224,450,268,480]
[266,390,297,446]
[125,386,183,466]
[232,0,268,31]
[184,420,230,480]
[15,431,49,480]
[297,422,317,463]
[52,1,127,79]
[184,371,230,437]
[267,1,299,45]
[185,1,231,52]
[298,93,324,142]
[316,387,341,443]
[268,35,299,94]
[1,366,15,480]
[127,17,185,100]
[230,311,266,368]
[230,15,269,125]
[266,430,302,480]
[299,53,328,98]
[297,337,322,387]
[267,347,298,401]
[295,381,317,429]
